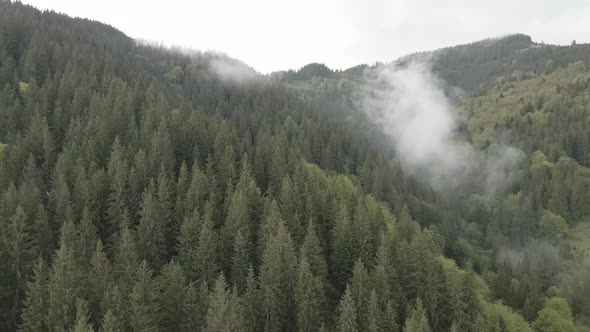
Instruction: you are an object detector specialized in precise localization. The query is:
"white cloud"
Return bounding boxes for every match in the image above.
[23,0,590,73]
[362,62,521,192]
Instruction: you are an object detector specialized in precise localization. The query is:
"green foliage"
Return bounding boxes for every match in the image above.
[403,298,432,332]
[205,274,244,332]
[483,302,532,332]
[0,143,6,160]
[532,297,577,332]
[1,2,589,331]
[337,285,358,332]
[538,210,568,239]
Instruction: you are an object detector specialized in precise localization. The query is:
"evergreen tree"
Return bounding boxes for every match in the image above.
[19,259,48,332]
[158,261,187,331]
[403,299,431,332]
[205,274,244,332]
[105,137,128,243]
[87,240,111,326]
[295,257,325,331]
[181,280,209,331]
[177,208,201,281]
[195,206,219,286]
[99,310,119,332]
[367,290,383,332]
[300,220,328,283]
[3,206,36,327]
[72,299,94,332]
[350,259,370,329]
[242,265,261,332]
[129,261,159,332]
[331,201,356,292]
[260,221,297,331]
[337,285,358,332]
[47,223,80,331]
[231,230,251,292]
[136,182,166,269]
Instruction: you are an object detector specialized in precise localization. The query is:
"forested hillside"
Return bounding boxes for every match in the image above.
[0,1,588,331]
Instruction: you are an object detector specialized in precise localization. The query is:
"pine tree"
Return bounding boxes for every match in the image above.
[279,175,306,244]
[106,137,128,243]
[367,290,382,332]
[350,259,370,329]
[257,199,283,258]
[181,280,208,331]
[177,208,201,281]
[32,204,53,261]
[3,206,37,327]
[175,161,190,219]
[88,240,111,326]
[231,230,251,292]
[384,300,399,332]
[76,207,98,269]
[337,285,358,332]
[156,166,175,257]
[19,259,49,332]
[158,261,187,331]
[461,267,483,332]
[295,257,325,332]
[136,181,166,269]
[205,274,244,332]
[72,298,94,332]
[99,309,119,332]
[47,222,80,331]
[403,299,431,332]
[300,220,328,283]
[242,265,261,332]
[129,261,159,332]
[184,163,208,222]
[223,188,251,272]
[195,206,219,286]
[331,201,356,291]
[113,227,138,294]
[260,221,297,331]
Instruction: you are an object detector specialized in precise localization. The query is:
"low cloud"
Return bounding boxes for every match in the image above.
[209,56,259,83]
[362,61,521,193]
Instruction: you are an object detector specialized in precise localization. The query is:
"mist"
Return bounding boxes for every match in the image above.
[209,57,259,83]
[362,61,521,193]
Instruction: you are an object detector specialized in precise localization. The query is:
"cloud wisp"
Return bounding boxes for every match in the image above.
[362,61,521,193]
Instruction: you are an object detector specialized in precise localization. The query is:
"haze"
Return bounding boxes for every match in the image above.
[22,0,590,73]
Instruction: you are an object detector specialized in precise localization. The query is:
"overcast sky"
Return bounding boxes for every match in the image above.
[22,0,590,73]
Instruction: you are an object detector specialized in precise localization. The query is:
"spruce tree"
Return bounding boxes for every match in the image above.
[231,230,251,292]
[403,299,431,332]
[129,261,159,332]
[337,285,358,332]
[177,208,201,281]
[99,310,119,332]
[19,259,48,332]
[205,274,244,332]
[181,280,208,331]
[158,261,187,331]
[72,299,93,332]
[242,266,261,332]
[295,257,325,332]
[260,221,297,331]
[350,259,370,329]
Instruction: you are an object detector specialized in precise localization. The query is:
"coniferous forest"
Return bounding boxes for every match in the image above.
[1,1,590,331]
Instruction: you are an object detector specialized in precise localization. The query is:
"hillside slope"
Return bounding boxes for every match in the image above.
[0,1,588,331]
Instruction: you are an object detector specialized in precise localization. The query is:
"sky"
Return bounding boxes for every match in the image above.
[22,0,590,73]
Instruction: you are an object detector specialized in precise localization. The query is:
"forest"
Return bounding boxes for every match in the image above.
[0,1,589,331]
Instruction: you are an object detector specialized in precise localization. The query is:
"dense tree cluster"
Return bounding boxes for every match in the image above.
[0,1,589,331]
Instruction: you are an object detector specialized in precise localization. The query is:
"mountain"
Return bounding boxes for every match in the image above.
[0,1,588,331]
